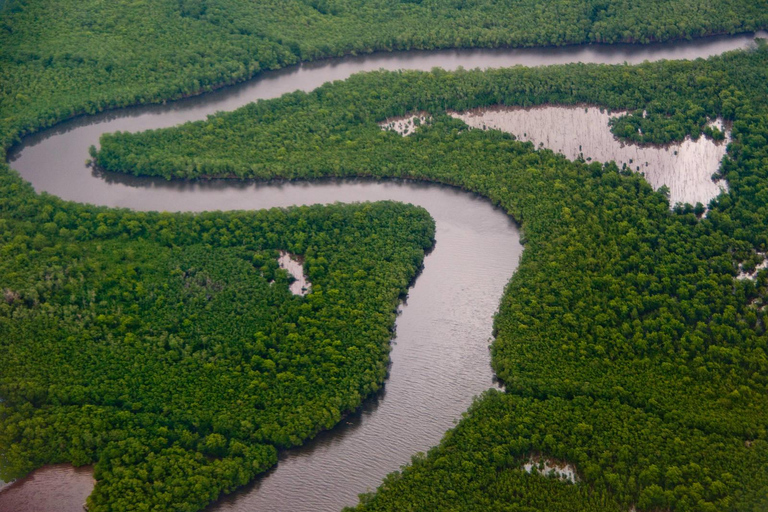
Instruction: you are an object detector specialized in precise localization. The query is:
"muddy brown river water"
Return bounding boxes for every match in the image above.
[1,31,766,512]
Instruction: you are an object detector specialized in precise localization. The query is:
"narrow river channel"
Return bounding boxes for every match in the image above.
[1,31,765,512]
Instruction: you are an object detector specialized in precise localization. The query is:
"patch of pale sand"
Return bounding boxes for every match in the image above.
[737,253,768,281]
[449,106,729,207]
[379,113,431,136]
[522,454,578,484]
[278,251,312,296]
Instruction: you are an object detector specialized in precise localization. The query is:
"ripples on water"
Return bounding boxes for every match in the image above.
[2,31,766,512]
[206,182,521,512]
[0,465,93,512]
[0,179,523,512]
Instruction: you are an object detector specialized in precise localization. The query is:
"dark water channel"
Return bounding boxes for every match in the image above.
[1,31,765,512]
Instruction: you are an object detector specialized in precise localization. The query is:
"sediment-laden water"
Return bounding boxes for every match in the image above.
[2,31,765,512]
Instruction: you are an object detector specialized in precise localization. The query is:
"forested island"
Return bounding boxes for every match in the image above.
[3,0,768,511]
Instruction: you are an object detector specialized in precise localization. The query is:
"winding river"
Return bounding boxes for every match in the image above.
[1,31,766,512]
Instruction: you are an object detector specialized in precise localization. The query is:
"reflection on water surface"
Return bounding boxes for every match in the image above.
[3,31,766,512]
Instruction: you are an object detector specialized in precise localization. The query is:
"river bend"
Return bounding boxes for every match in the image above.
[1,31,766,512]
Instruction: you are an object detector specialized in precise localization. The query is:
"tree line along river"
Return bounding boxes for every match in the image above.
[1,31,766,512]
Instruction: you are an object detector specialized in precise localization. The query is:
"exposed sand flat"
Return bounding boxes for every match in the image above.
[379,113,431,136]
[278,251,312,296]
[11,31,766,512]
[737,253,768,281]
[523,455,578,484]
[449,106,729,207]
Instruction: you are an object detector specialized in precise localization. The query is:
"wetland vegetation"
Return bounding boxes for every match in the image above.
[2,0,767,148]
[0,170,435,511]
[97,44,768,511]
[2,0,768,511]
[449,106,729,207]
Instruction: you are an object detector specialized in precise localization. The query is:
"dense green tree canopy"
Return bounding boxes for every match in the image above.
[1,0,766,148]
[96,44,768,511]
[0,167,435,510]
[2,0,768,510]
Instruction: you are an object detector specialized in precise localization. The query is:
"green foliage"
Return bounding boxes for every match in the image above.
[346,391,768,512]
[1,0,766,148]
[97,42,768,246]
[2,0,768,509]
[96,45,768,510]
[0,163,435,510]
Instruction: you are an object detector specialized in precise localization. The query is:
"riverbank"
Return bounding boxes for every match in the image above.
[4,31,768,512]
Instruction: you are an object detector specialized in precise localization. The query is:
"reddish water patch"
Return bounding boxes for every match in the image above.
[0,464,94,512]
